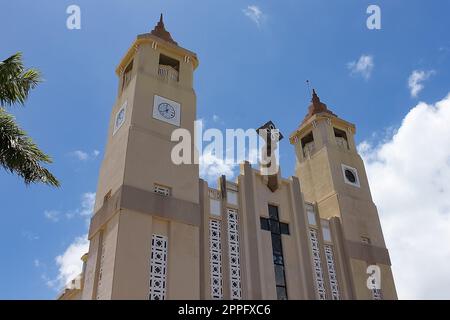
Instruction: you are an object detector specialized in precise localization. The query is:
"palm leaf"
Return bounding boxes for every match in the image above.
[0,52,42,107]
[0,52,59,186]
[0,106,59,186]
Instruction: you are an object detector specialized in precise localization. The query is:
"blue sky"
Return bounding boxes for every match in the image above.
[1,0,450,299]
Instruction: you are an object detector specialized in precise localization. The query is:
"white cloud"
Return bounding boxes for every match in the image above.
[50,235,89,289]
[71,150,89,161]
[242,5,265,27]
[44,210,60,222]
[47,192,96,223]
[44,193,95,290]
[211,114,226,125]
[21,230,40,241]
[79,192,95,217]
[347,55,374,80]
[199,144,263,184]
[359,93,450,299]
[408,70,435,98]
[199,151,237,184]
[70,150,100,161]
[34,259,41,268]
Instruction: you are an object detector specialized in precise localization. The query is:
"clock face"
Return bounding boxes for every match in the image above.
[113,101,127,135]
[153,95,181,126]
[342,164,360,187]
[344,169,356,183]
[158,102,175,119]
[116,109,125,127]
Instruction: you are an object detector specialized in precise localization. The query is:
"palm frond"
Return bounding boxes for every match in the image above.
[0,109,60,186]
[0,52,42,107]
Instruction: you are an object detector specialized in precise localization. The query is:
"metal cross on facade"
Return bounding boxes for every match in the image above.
[260,204,290,300]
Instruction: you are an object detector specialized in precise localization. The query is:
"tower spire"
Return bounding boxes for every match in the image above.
[301,88,337,124]
[150,13,178,45]
[311,89,320,106]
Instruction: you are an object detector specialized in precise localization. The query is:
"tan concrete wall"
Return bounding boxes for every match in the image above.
[110,209,152,299]
[82,213,119,300]
[237,163,316,300]
[93,81,134,213]
[96,213,119,300]
[81,232,100,300]
[238,163,263,299]
[167,220,200,299]
[58,289,82,300]
[296,148,334,203]
[108,209,200,300]
[253,176,304,299]
[198,180,210,300]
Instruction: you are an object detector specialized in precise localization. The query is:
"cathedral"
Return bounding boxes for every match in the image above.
[59,15,397,300]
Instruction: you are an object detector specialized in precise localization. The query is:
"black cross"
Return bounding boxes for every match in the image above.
[260,205,290,300]
[260,206,290,235]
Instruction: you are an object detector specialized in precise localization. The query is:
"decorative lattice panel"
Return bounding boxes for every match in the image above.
[372,289,383,300]
[324,245,340,300]
[308,228,326,300]
[209,219,223,299]
[154,184,170,196]
[227,208,242,299]
[149,234,168,300]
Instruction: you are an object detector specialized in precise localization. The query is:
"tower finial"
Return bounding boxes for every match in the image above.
[311,88,320,105]
[300,88,337,125]
[306,80,312,96]
[150,14,178,45]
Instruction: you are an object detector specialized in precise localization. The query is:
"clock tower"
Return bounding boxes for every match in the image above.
[81,15,201,300]
[289,90,397,299]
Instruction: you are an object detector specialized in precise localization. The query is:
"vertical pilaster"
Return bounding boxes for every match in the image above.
[289,177,316,299]
[239,162,263,299]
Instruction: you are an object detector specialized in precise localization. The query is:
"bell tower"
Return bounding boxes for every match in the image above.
[94,14,199,207]
[290,90,397,299]
[82,15,201,300]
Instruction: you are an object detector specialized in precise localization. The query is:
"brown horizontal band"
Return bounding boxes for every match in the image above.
[345,240,392,265]
[88,185,201,239]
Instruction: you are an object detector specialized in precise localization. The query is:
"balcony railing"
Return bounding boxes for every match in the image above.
[158,64,179,82]
[303,142,316,158]
[336,137,349,150]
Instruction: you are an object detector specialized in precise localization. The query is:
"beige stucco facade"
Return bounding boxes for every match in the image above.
[59,16,396,300]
